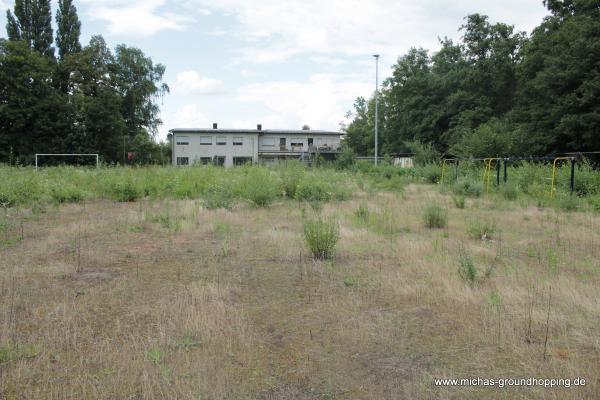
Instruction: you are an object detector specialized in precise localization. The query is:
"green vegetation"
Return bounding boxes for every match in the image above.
[467,219,497,240]
[344,4,600,158]
[423,203,448,229]
[303,216,340,260]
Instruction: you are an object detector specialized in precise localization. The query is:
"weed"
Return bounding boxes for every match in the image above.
[458,251,477,285]
[502,185,518,200]
[303,216,340,260]
[343,276,358,287]
[239,168,281,207]
[423,203,448,229]
[467,219,497,240]
[279,161,305,198]
[0,343,38,364]
[453,179,483,197]
[203,183,234,210]
[488,291,502,306]
[452,195,466,209]
[354,203,370,223]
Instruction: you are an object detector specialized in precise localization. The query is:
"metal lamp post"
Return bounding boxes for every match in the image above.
[373,54,380,166]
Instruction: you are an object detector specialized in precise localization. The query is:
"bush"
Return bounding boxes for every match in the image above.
[108,178,142,202]
[501,185,518,200]
[303,216,340,260]
[423,203,448,228]
[458,252,477,285]
[556,194,579,212]
[452,179,483,197]
[354,203,370,223]
[419,164,441,184]
[452,195,465,209]
[295,176,351,202]
[50,185,86,204]
[239,168,281,207]
[467,219,497,240]
[203,183,234,210]
[279,162,305,198]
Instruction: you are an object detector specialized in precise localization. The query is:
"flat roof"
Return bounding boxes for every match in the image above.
[170,128,344,136]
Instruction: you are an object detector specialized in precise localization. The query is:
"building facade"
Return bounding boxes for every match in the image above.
[170,124,343,167]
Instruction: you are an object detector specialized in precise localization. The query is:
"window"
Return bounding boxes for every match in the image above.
[213,156,225,167]
[199,157,212,165]
[176,157,189,166]
[233,157,252,166]
[216,137,227,145]
[291,139,303,149]
[262,138,275,147]
[176,136,189,145]
[200,136,212,145]
[279,138,286,150]
[233,137,243,146]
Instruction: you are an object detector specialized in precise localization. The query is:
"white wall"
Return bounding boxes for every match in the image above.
[173,133,258,167]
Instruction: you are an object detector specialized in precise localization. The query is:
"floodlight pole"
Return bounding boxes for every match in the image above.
[373,54,380,166]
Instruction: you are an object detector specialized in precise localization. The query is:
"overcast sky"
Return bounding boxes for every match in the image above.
[0,0,550,140]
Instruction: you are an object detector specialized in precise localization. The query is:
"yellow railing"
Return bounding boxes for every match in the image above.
[550,157,572,198]
[483,158,501,193]
[440,159,456,185]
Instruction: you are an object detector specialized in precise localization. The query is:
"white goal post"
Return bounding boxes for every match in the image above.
[35,154,99,170]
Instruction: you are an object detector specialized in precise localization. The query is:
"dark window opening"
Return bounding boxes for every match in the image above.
[233,157,253,166]
[176,157,189,166]
[213,156,225,167]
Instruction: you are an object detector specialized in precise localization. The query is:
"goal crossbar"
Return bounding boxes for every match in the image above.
[35,154,99,170]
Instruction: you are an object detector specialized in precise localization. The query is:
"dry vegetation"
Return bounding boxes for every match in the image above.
[1,183,599,399]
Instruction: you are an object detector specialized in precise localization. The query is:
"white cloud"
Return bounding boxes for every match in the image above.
[189,0,549,63]
[206,29,227,36]
[310,56,346,66]
[82,0,193,37]
[163,104,211,130]
[237,74,372,130]
[172,71,225,95]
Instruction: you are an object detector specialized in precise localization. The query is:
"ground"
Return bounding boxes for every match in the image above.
[1,184,599,399]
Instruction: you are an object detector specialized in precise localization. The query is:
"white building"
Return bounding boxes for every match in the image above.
[170,124,343,167]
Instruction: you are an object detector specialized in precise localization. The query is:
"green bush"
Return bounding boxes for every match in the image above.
[239,168,281,207]
[556,194,579,212]
[452,179,483,197]
[452,195,466,209]
[501,185,518,200]
[203,183,234,210]
[279,161,305,198]
[108,179,142,202]
[467,219,497,240]
[303,216,340,260]
[295,176,351,202]
[458,252,477,285]
[420,164,442,184]
[423,203,448,228]
[354,203,370,223]
[50,185,86,204]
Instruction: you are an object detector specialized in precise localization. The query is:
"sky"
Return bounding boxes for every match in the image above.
[0,0,550,140]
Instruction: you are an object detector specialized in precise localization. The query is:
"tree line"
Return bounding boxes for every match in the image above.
[0,0,170,165]
[344,0,600,160]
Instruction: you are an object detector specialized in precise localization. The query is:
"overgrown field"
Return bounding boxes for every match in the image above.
[1,164,599,399]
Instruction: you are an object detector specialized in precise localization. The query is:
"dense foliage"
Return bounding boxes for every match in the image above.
[0,0,170,165]
[345,1,600,158]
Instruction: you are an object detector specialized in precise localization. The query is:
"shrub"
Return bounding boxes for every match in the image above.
[420,164,441,184]
[354,203,370,223]
[423,203,448,229]
[458,252,477,285]
[239,168,281,207]
[50,185,86,204]
[280,162,305,198]
[501,185,518,200]
[203,183,234,210]
[467,219,497,240]
[303,216,340,260]
[452,195,465,209]
[109,179,142,202]
[452,179,483,197]
[295,178,339,202]
[556,194,579,212]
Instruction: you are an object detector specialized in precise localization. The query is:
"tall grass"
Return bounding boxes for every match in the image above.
[303,216,340,260]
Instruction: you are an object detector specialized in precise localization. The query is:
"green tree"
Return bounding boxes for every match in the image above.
[6,0,54,58]
[56,0,82,59]
[514,0,600,154]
